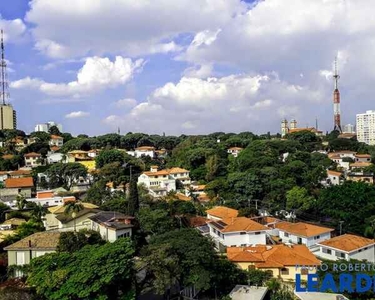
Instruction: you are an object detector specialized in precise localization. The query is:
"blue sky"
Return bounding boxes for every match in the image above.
[1,0,375,136]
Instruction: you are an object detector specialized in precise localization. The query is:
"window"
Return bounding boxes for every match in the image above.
[255,232,261,235]
[248,265,255,270]
[281,268,289,275]
[240,232,246,235]
[323,248,332,255]
[284,232,289,237]
[241,244,247,247]
[314,235,320,240]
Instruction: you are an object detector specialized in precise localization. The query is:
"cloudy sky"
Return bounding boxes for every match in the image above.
[1,0,374,136]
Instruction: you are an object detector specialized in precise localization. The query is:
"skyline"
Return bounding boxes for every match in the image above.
[0,0,375,135]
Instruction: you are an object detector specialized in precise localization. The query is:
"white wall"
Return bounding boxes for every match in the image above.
[279,231,331,248]
[317,245,375,263]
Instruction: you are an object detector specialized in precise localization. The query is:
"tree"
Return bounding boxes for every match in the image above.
[30,204,47,223]
[128,178,139,216]
[27,238,135,300]
[16,194,27,210]
[95,149,125,168]
[57,230,104,253]
[30,131,51,143]
[46,163,87,189]
[0,202,9,223]
[86,180,111,206]
[138,208,176,236]
[64,201,84,232]
[48,126,61,136]
[286,186,315,212]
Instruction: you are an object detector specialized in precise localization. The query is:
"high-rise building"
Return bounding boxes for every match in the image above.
[0,30,16,130]
[356,110,375,145]
[34,121,62,133]
[343,124,355,134]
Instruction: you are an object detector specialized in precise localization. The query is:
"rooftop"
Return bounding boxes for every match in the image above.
[206,206,238,219]
[294,292,348,300]
[229,285,268,300]
[4,232,61,251]
[350,162,372,168]
[24,152,41,158]
[275,221,333,238]
[327,170,342,177]
[48,202,99,214]
[210,217,268,233]
[88,211,134,230]
[5,177,34,188]
[318,234,375,252]
[227,244,320,268]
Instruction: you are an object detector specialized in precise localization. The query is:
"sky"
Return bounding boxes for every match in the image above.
[0,0,375,136]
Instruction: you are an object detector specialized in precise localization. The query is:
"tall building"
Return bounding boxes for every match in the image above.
[0,30,16,130]
[34,121,62,133]
[343,124,355,134]
[333,57,342,133]
[356,110,375,145]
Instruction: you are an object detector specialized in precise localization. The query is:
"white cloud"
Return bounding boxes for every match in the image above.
[182,64,213,79]
[26,0,247,58]
[114,98,137,108]
[11,56,144,97]
[65,111,90,118]
[0,17,27,43]
[103,73,321,134]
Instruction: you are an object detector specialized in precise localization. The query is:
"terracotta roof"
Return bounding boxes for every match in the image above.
[338,133,357,139]
[50,146,60,151]
[0,171,8,175]
[50,135,63,139]
[9,170,32,176]
[350,162,372,168]
[169,167,189,174]
[143,170,170,176]
[68,150,89,154]
[175,193,191,201]
[355,154,371,158]
[24,152,41,158]
[318,234,375,252]
[275,221,333,238]
[193,184,206,191]
[187,216,208,228]
[135,146,155,151]
[197,193,210,202]
[263,216,281,224]
[228,147,244,151]
[5,177,34,188]
[2,154,14,160]
[4,232,61,251]
[36,191,55,199]
[327,170,342,177]
[211,217,268,233]
[227,244,321,267]
[206,206,239,219]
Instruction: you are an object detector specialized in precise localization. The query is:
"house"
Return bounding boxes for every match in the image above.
[349,161,372,170]
[67,150,96,171]
[49,135,63,147]
[89,211,134,242]
[294,291,348,300]
[4,232,61,276]
[275,222,333,248]
[328,151,357,170]
[24,152,42,167]
[26,190,75,208]
[9,169,32,178]
[47,152,66,164]
[229,286,268,300]
[207,217,269,250]
[0,171,9,184]
[0,177,34,207]
[325,170,343,186]
[227,244,320,281]
[44,202,100,231]
[127,146,156,158]
[346,172,374,184]
[137,166,191,198]
[206,206,238,221]
[354,154,372,163]
[227,147,244,158]
[316,234,375,263]
[0,218,26,230]
[10,137,26,151]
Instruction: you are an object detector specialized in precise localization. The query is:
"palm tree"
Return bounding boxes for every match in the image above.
[31,204,47,223]
[16,194,27,210]
[64,201,84,232]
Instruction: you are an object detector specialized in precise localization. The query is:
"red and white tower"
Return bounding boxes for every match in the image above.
[333,57,342,132]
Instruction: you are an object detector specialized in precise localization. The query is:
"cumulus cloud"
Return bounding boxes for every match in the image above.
[11,56,144,97]
[0,17,27,43]
[103,74,321,134]
[26,0,247,58]
[65,111,90,118]
[114,98,137,108]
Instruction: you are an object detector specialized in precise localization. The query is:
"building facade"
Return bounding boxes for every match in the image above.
[34,121,62,133]
[0,104,16,130]
[356,110,375,145]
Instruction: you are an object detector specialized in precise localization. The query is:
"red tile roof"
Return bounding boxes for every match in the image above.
[5,177,34,188]
[206,206,239,219]
[318,234,375,252]
[276,221,333,238]
[24,152,41,158]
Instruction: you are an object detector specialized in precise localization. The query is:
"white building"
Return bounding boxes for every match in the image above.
[325,170,343,186]
[357,110,375,145]
[24,152,42,168]
[47,152,66,164]
[127,146,155,158]
[49,135,63,147]
[25,191,75,208]
[227,147,243,158]
[343,124,355,134]
[89,211,134,242]
[328,151,357,170]
[317,234,375,263]
[34,121,62,133]
[275,222,333,248]
[137,166,190,198]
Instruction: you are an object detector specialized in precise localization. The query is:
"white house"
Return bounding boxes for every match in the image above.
[25,190,75,208]
[325,170,343,186]
[275,222,333,248]
[354,154,372,163]
[206,206,239,221]
[227,147,244,158]
[89,211,134,242]
[127,146,155,158]
[207,217,269,250]
[24,152,42,168]
[328,151,357,170]
[47,152,66,164]
[137,166,190,198]
[316,234,375,263]
[49,135,63,147]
